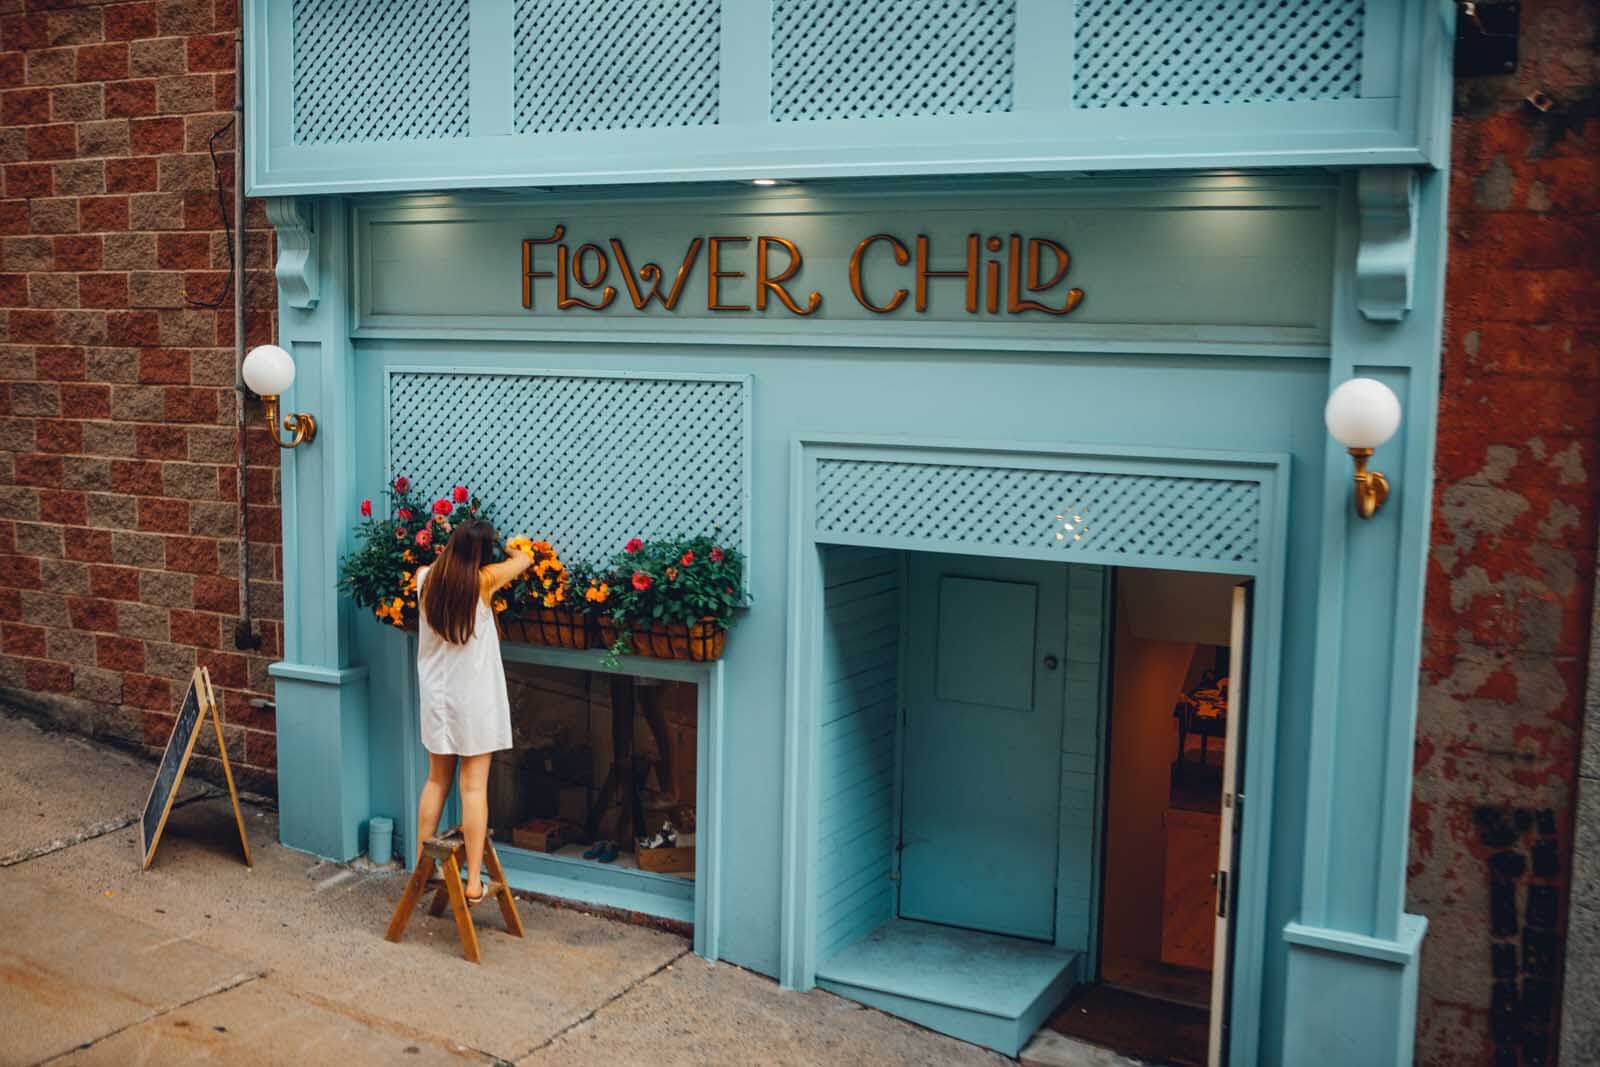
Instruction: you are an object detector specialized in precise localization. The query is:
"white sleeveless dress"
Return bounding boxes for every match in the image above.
[415,566,512,756]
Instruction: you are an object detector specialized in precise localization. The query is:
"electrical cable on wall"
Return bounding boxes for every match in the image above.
[228,30,259,652]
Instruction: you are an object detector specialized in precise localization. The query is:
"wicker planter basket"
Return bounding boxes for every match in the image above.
[601,618,726,662]
[497,607,591,650]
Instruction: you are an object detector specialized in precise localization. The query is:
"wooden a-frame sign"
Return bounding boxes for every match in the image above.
[139,666,252,870]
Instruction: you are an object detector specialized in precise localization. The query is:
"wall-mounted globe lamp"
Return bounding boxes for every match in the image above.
[242,344,317,448]
[1324,377,1401,519]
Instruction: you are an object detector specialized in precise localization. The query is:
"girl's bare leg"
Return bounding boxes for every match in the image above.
[415,753,457,863]
[458,752,493,899]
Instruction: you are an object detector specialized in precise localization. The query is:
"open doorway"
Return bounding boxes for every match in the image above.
[1043,568,1247,1067]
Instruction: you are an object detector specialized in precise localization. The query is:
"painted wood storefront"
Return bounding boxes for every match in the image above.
[246,2,1456,1063]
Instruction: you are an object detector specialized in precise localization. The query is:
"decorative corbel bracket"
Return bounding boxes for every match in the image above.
[1355,168,1419,322]
[266,197,319,310]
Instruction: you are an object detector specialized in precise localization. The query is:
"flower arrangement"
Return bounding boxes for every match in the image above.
[587,534,748,663]
[340,482,748,662]
[339,477,492,630]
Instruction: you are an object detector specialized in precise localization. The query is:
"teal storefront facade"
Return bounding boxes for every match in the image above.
[246,2,1457,1062]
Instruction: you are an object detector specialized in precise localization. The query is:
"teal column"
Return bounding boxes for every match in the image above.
[265,197,370,861]
[1276,167,1446,1065]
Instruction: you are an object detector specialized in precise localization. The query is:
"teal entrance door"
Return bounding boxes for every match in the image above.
[899,553,1068,941]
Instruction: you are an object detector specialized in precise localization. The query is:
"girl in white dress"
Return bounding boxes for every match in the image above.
[414,519,532,904]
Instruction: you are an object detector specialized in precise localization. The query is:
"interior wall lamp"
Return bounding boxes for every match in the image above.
[1324,377,1401,519]
[242,344,317,448]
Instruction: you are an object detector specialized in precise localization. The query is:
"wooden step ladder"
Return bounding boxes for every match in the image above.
[384,828,524,962]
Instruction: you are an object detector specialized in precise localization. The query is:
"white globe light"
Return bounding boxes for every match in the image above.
[242,344,296,397]
[1324,377,1401,450]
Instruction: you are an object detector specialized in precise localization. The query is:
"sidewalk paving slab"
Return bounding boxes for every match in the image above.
[1,710,1012,1066]
[54,976,483,1066]
[0,877,259,1065]
[17,797,691,1060]
[0,714,204,867]
[519,952,1012,1066]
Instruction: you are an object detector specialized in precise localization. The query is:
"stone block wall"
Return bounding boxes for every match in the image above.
[0,0,281,794]
[1409,2,1599,1063]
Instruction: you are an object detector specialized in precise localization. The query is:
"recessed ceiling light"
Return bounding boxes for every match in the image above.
[751,178,781,186]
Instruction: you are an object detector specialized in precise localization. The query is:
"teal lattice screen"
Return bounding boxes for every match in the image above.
[387,371,749,564]
[514,0,721,134]
[771,0,1016,122]
[813,459,1260,567]
[292,0,470,143]
[1073,0,1364,108]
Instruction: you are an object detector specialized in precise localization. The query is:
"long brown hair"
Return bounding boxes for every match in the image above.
[421,519,496,645]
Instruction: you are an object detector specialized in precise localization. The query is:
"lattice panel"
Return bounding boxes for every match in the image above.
[1073,0,1364,108]
[293,0,470,144]
[514,0,721,135]
[388,373,747,564]
[771,0,1015,122]
[814,459,1260,566]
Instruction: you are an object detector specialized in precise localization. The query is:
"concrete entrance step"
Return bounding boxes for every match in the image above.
[815,918,1081,1057]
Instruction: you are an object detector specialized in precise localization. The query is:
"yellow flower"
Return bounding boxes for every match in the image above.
[403,550,416,563]
[585,582,610,603]
[493,598,508,613]
[542,592,560,608]
[666,566,679,581]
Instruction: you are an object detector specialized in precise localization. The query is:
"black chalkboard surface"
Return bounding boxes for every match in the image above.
[139,667,251,870]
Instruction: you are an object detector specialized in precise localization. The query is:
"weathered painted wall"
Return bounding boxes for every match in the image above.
[1407,2,1599,1062]
[0,0,283,794]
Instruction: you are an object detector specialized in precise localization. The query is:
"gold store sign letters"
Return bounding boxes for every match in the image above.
[521,227,1085,317]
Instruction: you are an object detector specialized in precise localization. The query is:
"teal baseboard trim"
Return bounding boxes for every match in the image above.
[495,846,694,927]
[267,661,370,686]
[1282,914,1428,965]
[272,670,370,862]
[1281,914,1428,1066]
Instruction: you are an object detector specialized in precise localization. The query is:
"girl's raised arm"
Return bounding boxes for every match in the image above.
[481,547,533,592]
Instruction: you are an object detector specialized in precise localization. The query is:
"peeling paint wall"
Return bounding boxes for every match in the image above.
[1408,3,1600,1063]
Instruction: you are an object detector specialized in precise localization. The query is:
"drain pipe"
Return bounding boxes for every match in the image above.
[232,27,260,652]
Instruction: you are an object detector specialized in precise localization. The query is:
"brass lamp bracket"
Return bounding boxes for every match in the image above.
[1348,447,1390,519]
[262,394,317,448]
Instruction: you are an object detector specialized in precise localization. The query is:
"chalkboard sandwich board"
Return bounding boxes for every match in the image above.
[139,666,252,870]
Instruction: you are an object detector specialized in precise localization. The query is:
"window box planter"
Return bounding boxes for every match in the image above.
[600,618,727,662]
[498,607,592,650]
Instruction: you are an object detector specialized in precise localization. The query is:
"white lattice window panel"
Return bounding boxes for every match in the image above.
[388,372,747,565]
[814,459,1260,566]
[514,0,721,135]
[292,0,470,144]
[1073,0,1364,108]
[771,0,1015,122]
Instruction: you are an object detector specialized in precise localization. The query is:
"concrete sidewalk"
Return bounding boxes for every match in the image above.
[0,710,1011,1066]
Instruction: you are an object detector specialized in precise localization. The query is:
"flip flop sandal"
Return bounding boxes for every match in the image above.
[465,885,489,906]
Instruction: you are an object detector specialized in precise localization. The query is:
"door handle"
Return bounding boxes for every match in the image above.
[1043,655,1059,671]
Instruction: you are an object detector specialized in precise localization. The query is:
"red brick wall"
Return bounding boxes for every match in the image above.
[1410,2,1599,1063]
[0,0,281,793]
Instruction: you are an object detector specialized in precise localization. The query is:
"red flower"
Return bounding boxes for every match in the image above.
[710,546,724,562]
[452,485,468,503]
[393,476,410,494]
[398,508,413,521]
[625,537,643,555]
[431,498,451,516]
[680,551,695,566]
[360,499,372,517]
[631,571,653,591]
[395,528,407,541]
[415,527,433,548]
